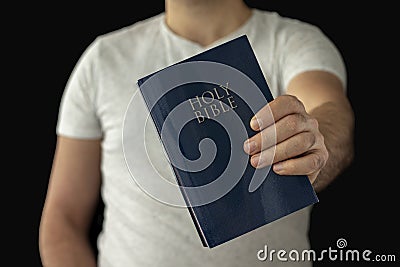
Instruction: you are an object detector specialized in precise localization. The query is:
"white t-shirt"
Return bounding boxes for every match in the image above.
[56,9,346,267]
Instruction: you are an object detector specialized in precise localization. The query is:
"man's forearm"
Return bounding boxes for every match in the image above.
[39,212,97,267]
[310,101,355,192]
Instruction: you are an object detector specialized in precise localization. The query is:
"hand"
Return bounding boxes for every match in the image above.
[243,95,329,184]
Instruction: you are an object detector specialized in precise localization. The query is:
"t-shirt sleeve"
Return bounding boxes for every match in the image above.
[279,20,347,92]
[56,39,103,139]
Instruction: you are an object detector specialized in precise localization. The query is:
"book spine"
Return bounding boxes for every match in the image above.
[172,169,208,247]
[137,81,209,246]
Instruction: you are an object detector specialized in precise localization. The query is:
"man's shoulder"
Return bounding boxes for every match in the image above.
[90,13,164,54]
[254,8,320,34]
[103,13,163,40]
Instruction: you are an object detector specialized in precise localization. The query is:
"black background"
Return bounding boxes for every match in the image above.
[10,1,398,266]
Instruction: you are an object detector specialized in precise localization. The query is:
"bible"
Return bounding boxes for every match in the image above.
[136,35,318,248]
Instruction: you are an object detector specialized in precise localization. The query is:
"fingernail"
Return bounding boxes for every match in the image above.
[251,155,260,167]
[273,163,284,172]
[243,140,256,154]
[250,117,260,130]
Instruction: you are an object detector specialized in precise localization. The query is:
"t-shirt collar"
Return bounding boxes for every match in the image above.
[159,8,258,51]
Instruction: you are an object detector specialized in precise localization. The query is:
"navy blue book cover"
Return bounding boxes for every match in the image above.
[137,35,318,248]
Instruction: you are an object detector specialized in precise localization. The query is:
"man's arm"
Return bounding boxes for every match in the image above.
[244,70,354,192]
[287,70,354,191]
[39,136,102,267]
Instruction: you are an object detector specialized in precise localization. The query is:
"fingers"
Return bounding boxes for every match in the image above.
[272,151,328,179]
[250,95,305,131]
[244,113,311,155]
[244,94,328,178]
[249,131,317,168]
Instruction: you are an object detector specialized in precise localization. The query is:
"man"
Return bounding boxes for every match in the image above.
[39,0,354,266]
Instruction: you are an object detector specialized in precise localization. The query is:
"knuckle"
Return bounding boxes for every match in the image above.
[285,94,299,103]
[305,132,316,149]
[286,114,303,133]
[310,154,324,170]
[286,113,308,133]
[311,152,328,171]
[308,117,319,129]
[286,95,305,112]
